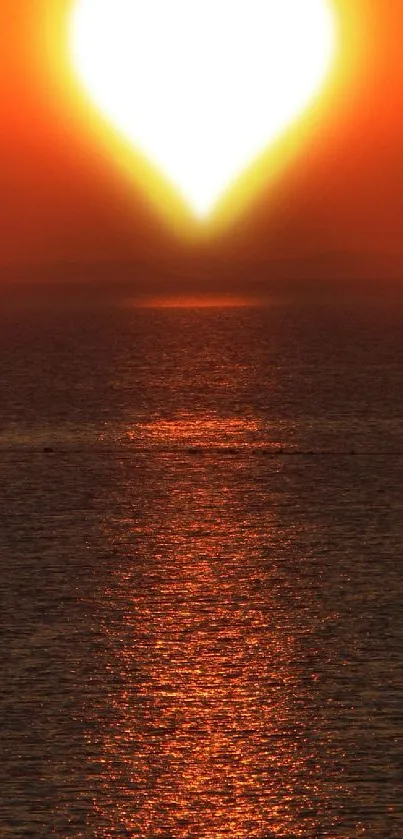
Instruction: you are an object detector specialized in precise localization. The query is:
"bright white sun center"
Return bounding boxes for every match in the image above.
[70,0,336,217]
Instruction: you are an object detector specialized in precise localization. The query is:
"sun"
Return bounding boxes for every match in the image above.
[69,0,336,219]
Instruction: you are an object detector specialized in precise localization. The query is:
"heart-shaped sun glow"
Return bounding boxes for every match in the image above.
[69,0,336,219]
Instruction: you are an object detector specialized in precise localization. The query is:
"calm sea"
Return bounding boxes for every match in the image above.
[1,298,403,838]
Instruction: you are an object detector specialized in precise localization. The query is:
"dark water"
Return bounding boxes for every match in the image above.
[1,299,403,838]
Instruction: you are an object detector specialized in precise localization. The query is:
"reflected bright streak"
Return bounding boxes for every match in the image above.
[70,0,336,217]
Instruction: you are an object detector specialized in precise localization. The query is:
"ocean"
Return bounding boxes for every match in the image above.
[1,297,403,837]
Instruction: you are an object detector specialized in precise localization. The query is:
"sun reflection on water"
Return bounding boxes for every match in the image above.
[83,413,343,838]
[124,414,264,450]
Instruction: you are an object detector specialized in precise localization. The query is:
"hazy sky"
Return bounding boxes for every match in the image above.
[1,0,403,287]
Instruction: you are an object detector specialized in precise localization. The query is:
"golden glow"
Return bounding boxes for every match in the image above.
[131,294,262,309]
[69,0,336,219]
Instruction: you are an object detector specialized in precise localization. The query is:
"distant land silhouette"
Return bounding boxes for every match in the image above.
[2,251,403,305]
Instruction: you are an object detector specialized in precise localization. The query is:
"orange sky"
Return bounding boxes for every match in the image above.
[1,0,403,288]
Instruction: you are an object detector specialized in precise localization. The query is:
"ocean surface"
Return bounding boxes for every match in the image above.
[1,298,403,838]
